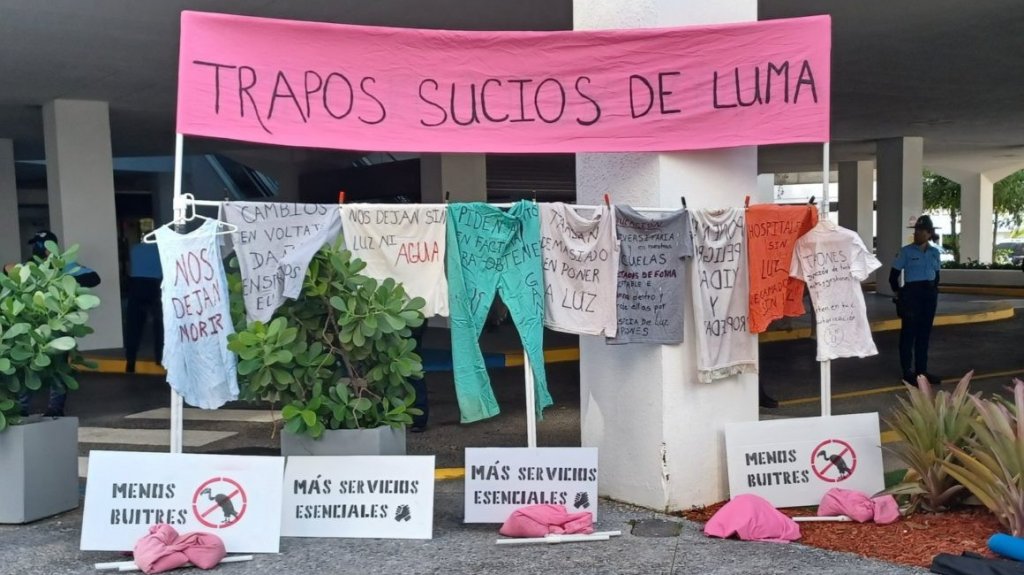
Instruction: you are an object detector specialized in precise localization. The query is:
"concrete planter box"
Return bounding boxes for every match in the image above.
[943,269,1024,287]
[0,416,79,524]
[281,425,406,456]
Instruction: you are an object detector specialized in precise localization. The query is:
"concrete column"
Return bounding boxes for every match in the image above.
[959,174,995,263]
[419,154,487,203]
[43,100,123,351]
[875,138,923,296]
[838,161,874,250]
[575,0,761,512]
[0,140,21,267]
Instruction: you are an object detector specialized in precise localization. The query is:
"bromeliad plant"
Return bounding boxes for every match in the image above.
[884,371,979,512]
[943,378,1024,536]
[0,242,99,430]
[226,238,425,439]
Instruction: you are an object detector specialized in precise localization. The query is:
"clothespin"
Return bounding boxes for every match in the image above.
[603,193,611,208]
[808,195,816,205]
[744,195,750,209]
[680,196,687,209]
[532,190,537,204]
[337,190,346,204]
[444,190,451,203]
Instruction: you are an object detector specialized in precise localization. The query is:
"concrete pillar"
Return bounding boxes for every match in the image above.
[43,100,123,351]
[419,154,487,203]
[959,173,995,263]
[575,0,761,512]
[838,161,874,250]
[875,138,923,296]
[0,140,21,267]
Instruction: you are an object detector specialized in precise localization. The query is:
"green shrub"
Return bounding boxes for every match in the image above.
[884,371,978,511]
[226,238,424,439]
[943,378,1024,536]
[0,242,99,431]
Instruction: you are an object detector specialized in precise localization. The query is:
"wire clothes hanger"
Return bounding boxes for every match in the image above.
[142,193,238,244]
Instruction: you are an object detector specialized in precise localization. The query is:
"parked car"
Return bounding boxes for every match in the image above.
[995,241,1024,267]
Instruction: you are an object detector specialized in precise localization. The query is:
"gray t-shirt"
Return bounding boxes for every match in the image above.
[608,206,693,344]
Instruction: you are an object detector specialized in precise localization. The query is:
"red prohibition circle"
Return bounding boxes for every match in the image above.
[810,439,857,483]
[192,477,248,529]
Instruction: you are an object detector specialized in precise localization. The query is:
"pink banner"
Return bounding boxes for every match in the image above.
[177,12,830,153]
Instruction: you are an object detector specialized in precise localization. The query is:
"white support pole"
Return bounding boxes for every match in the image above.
[170,134,185,454]
[523,353,538,448]
[820,142,832,417]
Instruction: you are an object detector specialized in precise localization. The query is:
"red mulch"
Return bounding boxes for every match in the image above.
[681,501,1003,568]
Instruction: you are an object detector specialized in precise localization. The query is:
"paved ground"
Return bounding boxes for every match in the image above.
[6,290,1022,573]
[0,480,923,575]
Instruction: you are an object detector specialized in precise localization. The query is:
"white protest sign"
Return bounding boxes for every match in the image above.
[465,448,598,523]
[81,451,284,553]
[725,413,884,508]
[281,456,435,539]
[221,202,341,322]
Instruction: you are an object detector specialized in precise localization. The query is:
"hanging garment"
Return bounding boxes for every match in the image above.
[689,208,758,383]
[221,201,341,323]
[155,220,238,409]
[340,204,448,317]
[539,203,619,336]
[745,204,818,333]
[446,201,552,423]
[790,222,881,361]
[609,206,693,345]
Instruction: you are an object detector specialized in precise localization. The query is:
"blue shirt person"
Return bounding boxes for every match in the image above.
[888,216,941,386]
[124,242,163,373]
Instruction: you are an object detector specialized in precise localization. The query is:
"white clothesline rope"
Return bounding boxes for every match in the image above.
[180,197,687,213]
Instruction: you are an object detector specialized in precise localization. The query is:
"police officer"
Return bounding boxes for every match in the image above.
[889,216,942,386]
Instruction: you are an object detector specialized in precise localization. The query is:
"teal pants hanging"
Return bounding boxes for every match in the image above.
[446,201,552,423]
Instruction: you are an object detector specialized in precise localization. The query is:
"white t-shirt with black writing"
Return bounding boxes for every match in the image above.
[540,203,619,337]
[155,220,239,409]
[340,205,449,317]
[790,222,882,361]
[222,202,342,323]
[689,208,758,383]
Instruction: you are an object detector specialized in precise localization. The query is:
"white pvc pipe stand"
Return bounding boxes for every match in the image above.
[820,142,832,417]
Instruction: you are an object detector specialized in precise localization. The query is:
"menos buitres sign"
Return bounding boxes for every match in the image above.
[464,447,599,523]
[725,413,884,508]
[81,451,285,553]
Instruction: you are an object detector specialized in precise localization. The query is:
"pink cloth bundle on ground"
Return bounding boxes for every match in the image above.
[704,494,801,543]
[817,488,900,524]
[499,504,595,538]
[133,524,226,574]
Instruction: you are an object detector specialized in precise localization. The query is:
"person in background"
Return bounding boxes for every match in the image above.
[124,239,163,373]
[889,216,942,387]
[5,231,101,416]
[409,323,429,433]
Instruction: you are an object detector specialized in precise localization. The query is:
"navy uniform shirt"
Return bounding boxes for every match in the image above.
[892,243,941,282]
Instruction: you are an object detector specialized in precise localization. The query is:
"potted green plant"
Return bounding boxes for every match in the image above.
[0,241,99,523]
[226,238,425,456]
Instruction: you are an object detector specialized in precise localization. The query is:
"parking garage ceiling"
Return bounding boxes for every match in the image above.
[1,0,1022,175]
